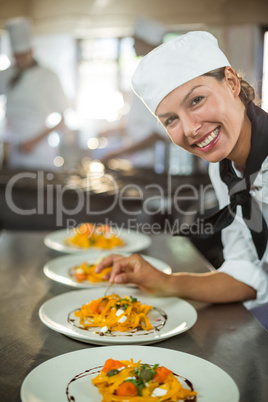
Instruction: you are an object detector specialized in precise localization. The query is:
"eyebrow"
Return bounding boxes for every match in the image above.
[182,85,203,103]
[157,85,203,118]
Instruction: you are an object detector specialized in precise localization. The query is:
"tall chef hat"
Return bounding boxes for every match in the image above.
[5,17,33,54]
[134,17,166,46]
[131,31,231,115]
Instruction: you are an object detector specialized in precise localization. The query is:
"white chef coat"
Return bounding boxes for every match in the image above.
[0,63,69,170]
[126,94,167,167]
[209,157,268,309]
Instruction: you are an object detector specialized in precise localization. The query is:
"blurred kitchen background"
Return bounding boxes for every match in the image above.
[1,0,268,266]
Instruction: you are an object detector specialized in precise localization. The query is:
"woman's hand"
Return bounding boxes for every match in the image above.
[95,253,170,295]
[96,254,257,303]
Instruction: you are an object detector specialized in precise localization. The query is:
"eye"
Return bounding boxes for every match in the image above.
[191,96,204,106]
[164,116,177,127]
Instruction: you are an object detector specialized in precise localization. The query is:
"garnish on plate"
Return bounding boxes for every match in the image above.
[65,223,124,249]
[92,358,197,401]
[70,260,112,283]
[72,294,153,334]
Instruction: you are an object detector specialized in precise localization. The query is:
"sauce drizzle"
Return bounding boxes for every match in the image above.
[67,307,167,337]
[66,364,197,401]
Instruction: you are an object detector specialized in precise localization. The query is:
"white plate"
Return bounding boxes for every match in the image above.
[43,253,172,288]
[39,287,197,345]
[21,345,239,402]
[44,228,152,254]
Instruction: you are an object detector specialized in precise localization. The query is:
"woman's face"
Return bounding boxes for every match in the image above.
[156,68,247,164]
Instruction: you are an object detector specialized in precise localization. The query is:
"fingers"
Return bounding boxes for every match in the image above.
[95,254,122,273]
[112,271,134,284]
[109,256,139,284]
[96,253,166,294]
[95,253,142,285]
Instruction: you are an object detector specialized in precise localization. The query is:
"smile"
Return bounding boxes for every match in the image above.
[196,127,220,148]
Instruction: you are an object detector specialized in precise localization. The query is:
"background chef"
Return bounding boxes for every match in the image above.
[99,17,169,169]
[0,17,69,170]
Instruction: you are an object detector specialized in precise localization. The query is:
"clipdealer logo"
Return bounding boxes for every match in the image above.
[5,170,215,230]
[65,218,214,237]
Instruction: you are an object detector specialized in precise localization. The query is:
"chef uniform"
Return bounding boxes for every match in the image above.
[131,31,268,313]
[0,17,69,170]
[209,102,268,310]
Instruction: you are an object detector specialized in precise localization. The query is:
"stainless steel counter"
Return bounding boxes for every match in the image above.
[0,231,267,401]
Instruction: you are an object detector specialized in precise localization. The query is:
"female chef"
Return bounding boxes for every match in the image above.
[96,31,268,320]
[0,17,69,170]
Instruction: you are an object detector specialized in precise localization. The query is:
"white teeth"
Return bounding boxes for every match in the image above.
[196,128,219,148]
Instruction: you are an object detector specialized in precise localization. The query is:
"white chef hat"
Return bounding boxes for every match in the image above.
[5,17,33,54]
[134,17,166,46]
[131,31,231,115]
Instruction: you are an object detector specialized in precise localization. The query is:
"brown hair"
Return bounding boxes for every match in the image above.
[204,67,255,105]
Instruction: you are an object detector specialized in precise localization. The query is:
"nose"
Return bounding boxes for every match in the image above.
[181,113,201,138]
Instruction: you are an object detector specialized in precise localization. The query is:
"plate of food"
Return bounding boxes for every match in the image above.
[39,286,197,345]
[20,345,240,402]
[43,253,172,288]
[44,223,152,254]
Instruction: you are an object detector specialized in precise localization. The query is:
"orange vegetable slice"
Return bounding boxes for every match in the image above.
[102,358,125,374]
[153,366,173,383]
[116,381,138,396]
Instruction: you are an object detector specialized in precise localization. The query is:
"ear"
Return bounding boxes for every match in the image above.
[224,66,240,98]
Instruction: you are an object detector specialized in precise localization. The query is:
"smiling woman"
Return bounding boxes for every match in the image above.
[96,31,268,327]
[156,68,250,165]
